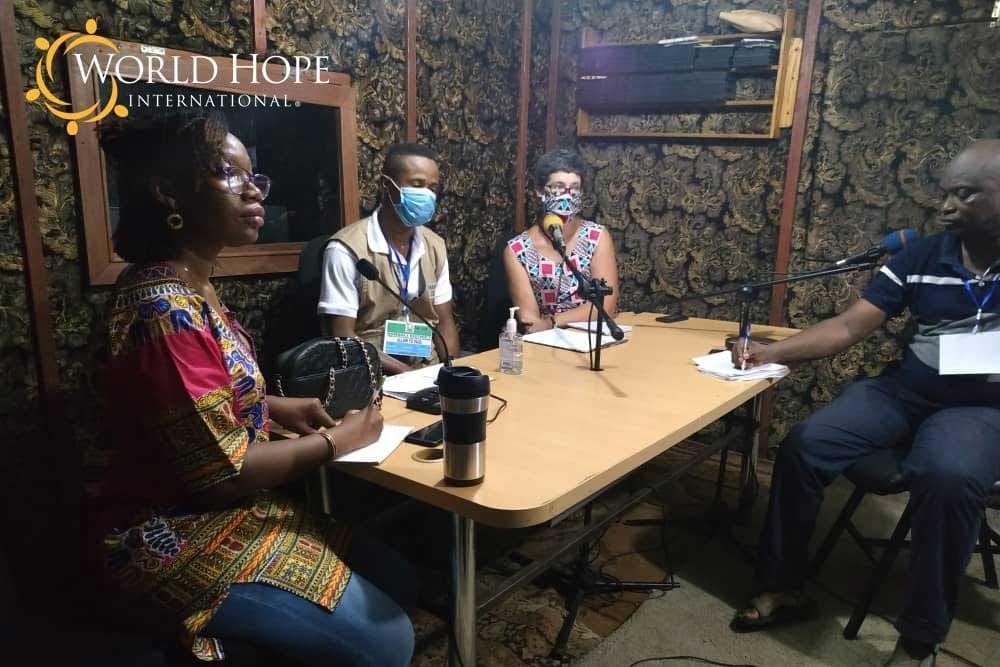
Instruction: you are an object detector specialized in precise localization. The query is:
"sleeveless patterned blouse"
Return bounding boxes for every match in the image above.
[507,220,604,316]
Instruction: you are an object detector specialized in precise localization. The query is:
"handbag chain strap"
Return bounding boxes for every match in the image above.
[273,336,382,410]
[353,336,383,409]
[322,366,337,406]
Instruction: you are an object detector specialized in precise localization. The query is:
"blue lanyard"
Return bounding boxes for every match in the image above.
[382,224,415,316]
[962,277,998,334]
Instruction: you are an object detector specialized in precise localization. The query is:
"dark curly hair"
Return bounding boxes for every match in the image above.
[101,111,229,263]
[533,148,586,190]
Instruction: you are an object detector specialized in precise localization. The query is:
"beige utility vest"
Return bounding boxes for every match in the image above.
[331,216,447,366]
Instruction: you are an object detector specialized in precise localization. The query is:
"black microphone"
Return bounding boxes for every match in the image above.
[835,228,920,267]
[540,215,624,341]
[356,258,453,367]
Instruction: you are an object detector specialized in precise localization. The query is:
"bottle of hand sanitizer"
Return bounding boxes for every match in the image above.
[499,306,523,375]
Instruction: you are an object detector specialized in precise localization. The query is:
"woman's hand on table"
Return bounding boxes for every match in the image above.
[517,313,555,334]
[324,405,384,458]
[267,396,335,435]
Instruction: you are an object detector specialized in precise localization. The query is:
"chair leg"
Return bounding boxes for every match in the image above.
[981,513,998,590]
[845,522,880,564]
[844,501,914,640]
[812,486,866,575]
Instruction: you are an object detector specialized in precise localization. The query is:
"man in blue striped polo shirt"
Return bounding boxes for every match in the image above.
[729,140,1000,666]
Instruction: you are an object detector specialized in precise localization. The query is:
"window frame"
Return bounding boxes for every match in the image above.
[67,38,359,285]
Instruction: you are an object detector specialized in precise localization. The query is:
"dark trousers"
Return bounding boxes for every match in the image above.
[757,374,1000,644]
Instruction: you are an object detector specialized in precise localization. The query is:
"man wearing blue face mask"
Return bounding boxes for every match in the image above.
[319,143,460,375]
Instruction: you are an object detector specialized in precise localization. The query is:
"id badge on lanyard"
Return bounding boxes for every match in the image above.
[939,277,1000,375]
[381,229,433,358]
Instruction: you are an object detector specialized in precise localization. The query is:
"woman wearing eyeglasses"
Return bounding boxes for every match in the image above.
[503,148,620,333]
[87,112,415,665]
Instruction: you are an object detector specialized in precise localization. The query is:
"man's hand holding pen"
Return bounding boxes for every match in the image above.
[730,338,772,369]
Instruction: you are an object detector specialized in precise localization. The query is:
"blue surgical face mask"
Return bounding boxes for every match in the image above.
[386,176,437,227]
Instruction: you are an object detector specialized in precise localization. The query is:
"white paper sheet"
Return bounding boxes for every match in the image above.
[524,327,628,352]
[691,350,789,381]
[331,424,411,464]
[939,331,1000,375]
[381,363,443,401]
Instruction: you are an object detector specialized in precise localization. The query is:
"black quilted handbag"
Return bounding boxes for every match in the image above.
[272,337,383,419]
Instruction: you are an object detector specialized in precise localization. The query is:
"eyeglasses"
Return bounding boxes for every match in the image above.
[218,165,271,200]
[544,184,581,196]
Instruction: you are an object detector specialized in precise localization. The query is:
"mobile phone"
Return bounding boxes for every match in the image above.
[656,313,688,323]
[404,420,444,447]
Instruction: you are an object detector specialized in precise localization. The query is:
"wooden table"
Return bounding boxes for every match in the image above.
[340,314,797,665]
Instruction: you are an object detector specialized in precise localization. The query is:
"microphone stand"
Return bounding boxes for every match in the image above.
[664,261,878,529]
[653,261,880,327]
[726,262,879,359]
[549,234,623,372]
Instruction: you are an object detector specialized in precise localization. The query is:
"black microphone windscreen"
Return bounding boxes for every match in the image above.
[356,258,381,281]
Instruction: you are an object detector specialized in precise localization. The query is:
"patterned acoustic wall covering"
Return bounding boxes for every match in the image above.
[1,0,257,594]
[1,0,527,442]
[553,0,806,327]
[0,98,40,442]
[3,0,997,590]
[548,1,805,450]
[0,0,524,591]
[414,0,522,335]
[773,1,1000,442]
[550,0,997,446]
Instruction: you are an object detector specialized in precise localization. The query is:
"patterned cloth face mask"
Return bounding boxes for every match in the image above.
[540,187,582,218]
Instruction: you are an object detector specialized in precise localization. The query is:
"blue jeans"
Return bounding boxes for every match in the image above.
[757,373,1000,644]
[203,530,417,666]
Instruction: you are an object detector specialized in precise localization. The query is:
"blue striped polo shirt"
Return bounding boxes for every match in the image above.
[861,231,1000,405]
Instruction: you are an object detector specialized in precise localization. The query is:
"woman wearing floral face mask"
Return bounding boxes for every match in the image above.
[503,149,620,333]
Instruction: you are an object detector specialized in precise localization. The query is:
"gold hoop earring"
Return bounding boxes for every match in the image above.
[166,213,184,231]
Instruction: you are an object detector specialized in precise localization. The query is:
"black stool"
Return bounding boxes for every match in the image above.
[811,448,1000,639]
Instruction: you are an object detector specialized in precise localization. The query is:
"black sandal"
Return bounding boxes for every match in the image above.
[729,594,818,633]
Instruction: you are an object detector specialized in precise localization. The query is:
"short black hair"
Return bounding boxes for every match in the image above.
[533,148,586,189]
[102,112,229,264]
[382,142,438,181]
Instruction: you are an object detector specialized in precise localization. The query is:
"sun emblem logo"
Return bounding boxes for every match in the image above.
[25,18,128,136]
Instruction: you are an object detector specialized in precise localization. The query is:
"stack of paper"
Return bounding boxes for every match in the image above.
[382,363,443,401]
[524,327,628,353]
[692,350,789,381]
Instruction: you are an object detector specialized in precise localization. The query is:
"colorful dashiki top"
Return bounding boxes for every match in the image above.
[87,263,351,661]
[507,220,604,317]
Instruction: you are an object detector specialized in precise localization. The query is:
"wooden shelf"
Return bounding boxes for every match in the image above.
[578,131,773,140]
[724,99,774,107]
[577,9,801,141]
[592,30,781,48]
